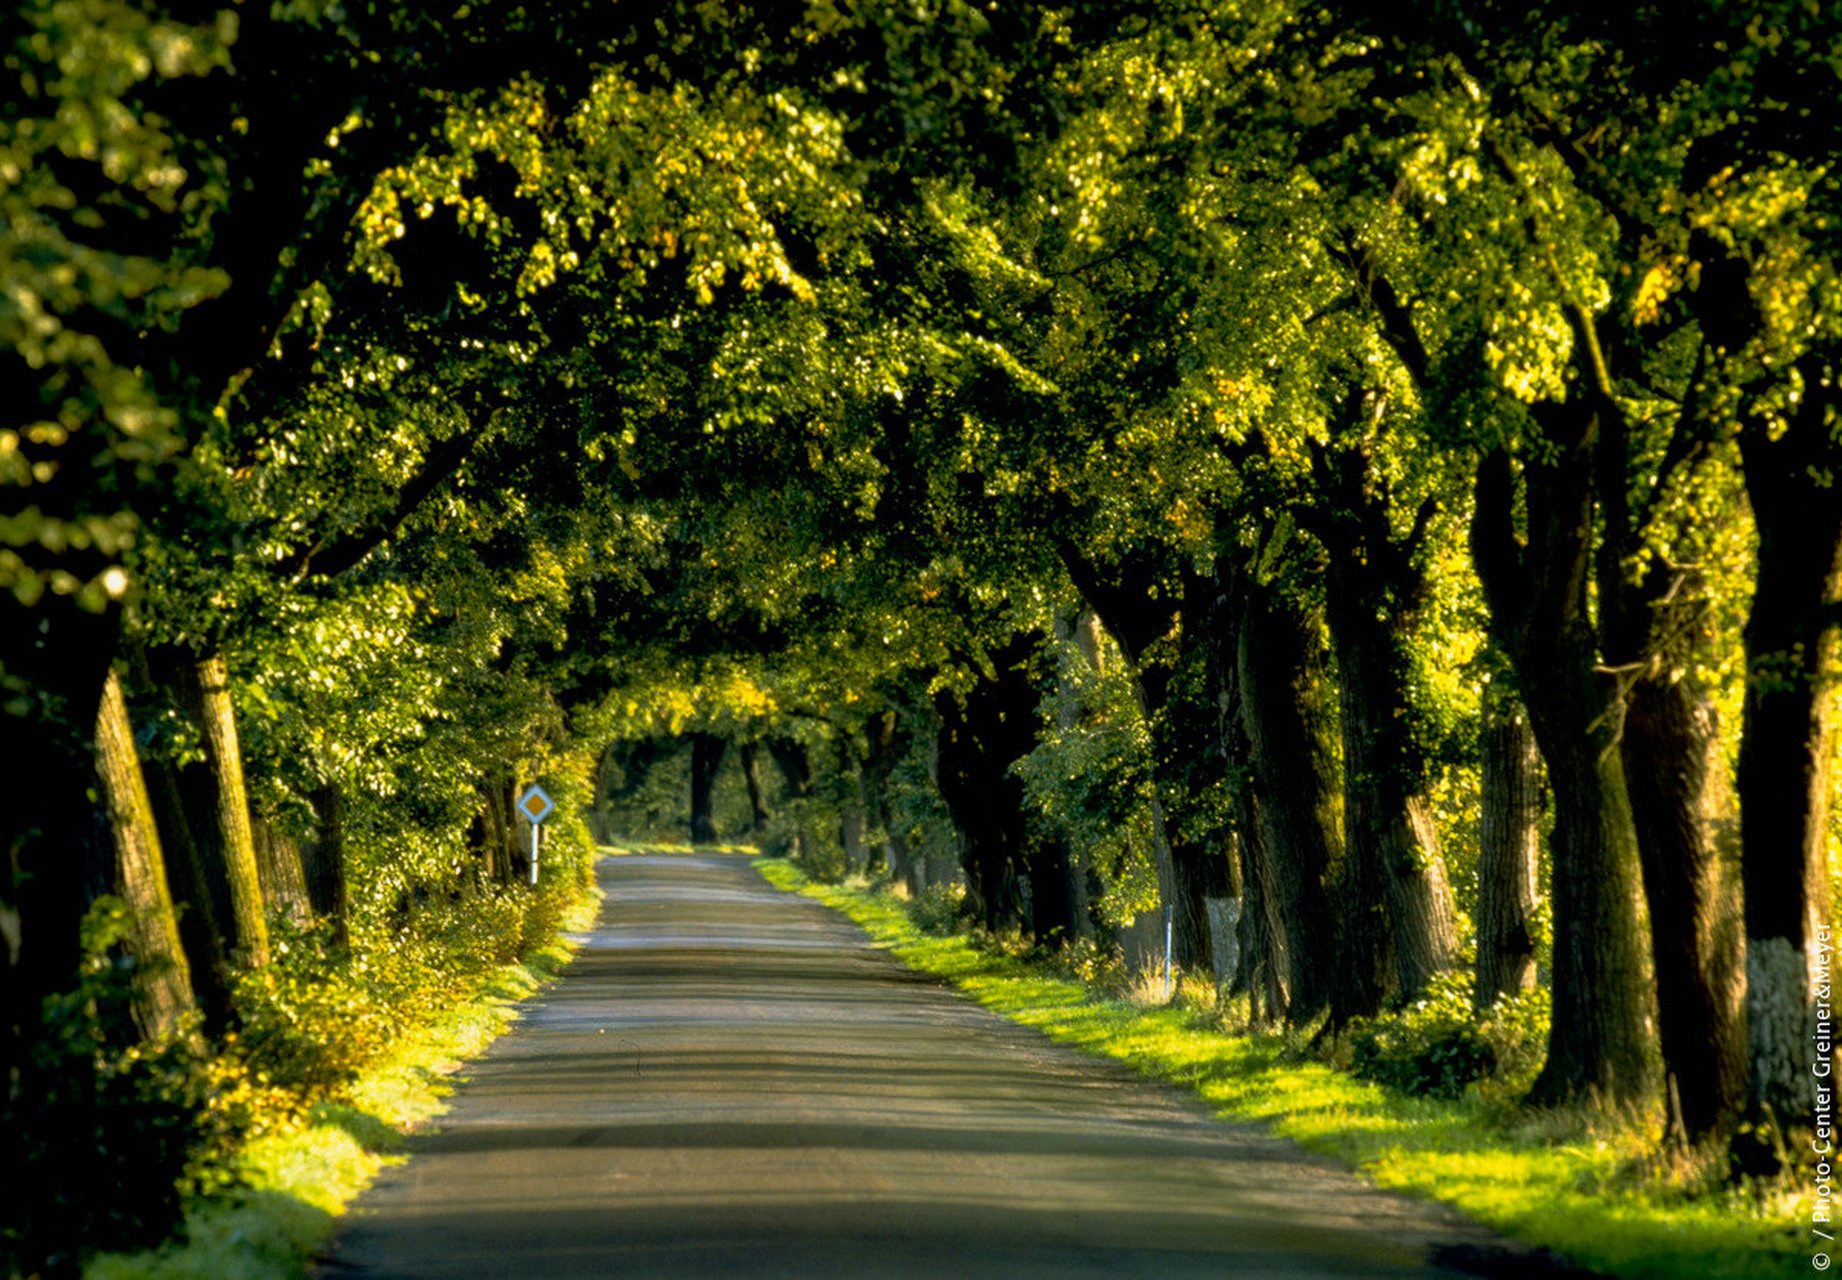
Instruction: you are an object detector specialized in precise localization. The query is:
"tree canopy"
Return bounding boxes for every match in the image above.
[5,1,1840,1272]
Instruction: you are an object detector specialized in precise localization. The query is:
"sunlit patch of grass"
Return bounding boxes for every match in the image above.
[85,875,601,1280]
[755,856,1806,1280]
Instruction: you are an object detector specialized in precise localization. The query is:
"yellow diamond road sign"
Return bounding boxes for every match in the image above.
[518,784,555,825]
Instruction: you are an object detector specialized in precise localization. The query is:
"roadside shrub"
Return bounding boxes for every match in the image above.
[1347,972,1497,1100]
[233,924,394,1100]
[1474,983,1551,1100]
[908,882,966,935]
[3,902,246,1273]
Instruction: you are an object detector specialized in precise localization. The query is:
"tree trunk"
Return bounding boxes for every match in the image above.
[766,738,816,861]
[475,776,506,885]
[1314,449,1459,1007]
[1475,690,1542,1012]
[689,733,726,846]
[302,783,350,949]
[931,636,1040,934]
[839,740,870,876]
[1620,676,1746,1143]
[1233,782,1288,1024]
[1474,443,1658,1112]
[589,743,618,845]
[135,716,233,1028]
[1053,541,1223,972]
[165,651,270,969]
[1207,572,1283,1022]
[738,741,771,838]
[1231,564,1340,1025]
[93,670,195,1040]
[1026,835,1081,944]
[1733,377,1842,1162]
[250,809,312,926]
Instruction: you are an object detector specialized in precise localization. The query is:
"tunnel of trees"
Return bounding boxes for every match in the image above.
[4,0,1838,1272]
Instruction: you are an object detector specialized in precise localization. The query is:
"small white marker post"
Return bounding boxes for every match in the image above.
[516,784,555,885]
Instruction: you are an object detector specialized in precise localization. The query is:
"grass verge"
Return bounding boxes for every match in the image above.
[754,858,1807,1280]
[84,877,602,1280]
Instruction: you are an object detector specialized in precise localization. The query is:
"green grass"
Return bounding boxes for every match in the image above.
[754,858,1809,1280]
[85,875,602,1280]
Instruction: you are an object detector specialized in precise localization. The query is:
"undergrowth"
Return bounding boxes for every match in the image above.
[77,868,600,1280]
[754,858,1808,1280]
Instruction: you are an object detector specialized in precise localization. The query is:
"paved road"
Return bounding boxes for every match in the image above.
[322,853,1586,1279]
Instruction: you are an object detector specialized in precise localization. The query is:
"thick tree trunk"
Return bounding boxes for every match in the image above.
[689,733,726,845]
[766,738,816,860]
[1231,776,1289,1023]
[94,670,195,1040]
[1475,691,1542,1012]
[164,651,270,969]
[136,725,234,1027]
[475,776,507,885]
[589,743,618,845]
[931,636,1040,934]
[839,741,870,876]
[738,741,772,838]
[1620,677,1746,1143]
[861,712,924,896]
[1207,572,1282,1021]
[1232,568,1339,1025]
[1325,578,1457,1006]
[1026,835,1081,944]
[302,783,350,949]
[1309,429,1459,1009]
[250,810,312,925]
[1474,444,1658,1112]
[1057,545,1221,969]
[1733,382,1842,1160]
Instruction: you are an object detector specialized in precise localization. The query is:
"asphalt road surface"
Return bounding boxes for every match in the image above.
[321,852,1589,1279]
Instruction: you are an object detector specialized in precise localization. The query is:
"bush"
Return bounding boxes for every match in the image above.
[1347,972,1498,1101]
[3,902,249,1274]
[908,882,966,935]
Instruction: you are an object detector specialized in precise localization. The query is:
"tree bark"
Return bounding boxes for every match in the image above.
[1475,690,1542,1012]
[250,809,312,925]
[135,715,234,1028]
[93,670,196,1040]
[931,635,1041,934]
[839,740,870,876]
[164,652,270,969]
[474,775,507,885]
[689,733,727,845]
[302,783,350,949]
[1473,442,1658,1112]
[1313,437,1458,1007]
[1733,370,1842,1159]
[861,712,924,896]
[1620,675,1746,1143]
[1230,562,1340,1025]
[1056,542,1221,968]
[766,738,816,860]
[738,741,772,837]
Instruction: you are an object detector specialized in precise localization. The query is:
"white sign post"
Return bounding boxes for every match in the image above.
[517,784,555,885]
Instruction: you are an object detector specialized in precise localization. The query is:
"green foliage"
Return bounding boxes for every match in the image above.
[4,902,248,1269]
[1346,973,1551,1102]
[86,891,596,1280]
[908,881,967,935]
[1347,974,1496,1100]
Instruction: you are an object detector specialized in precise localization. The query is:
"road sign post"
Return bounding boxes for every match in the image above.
[517,784,555,885]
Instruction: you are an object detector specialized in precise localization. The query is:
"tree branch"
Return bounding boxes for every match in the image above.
[275,429,485,581]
